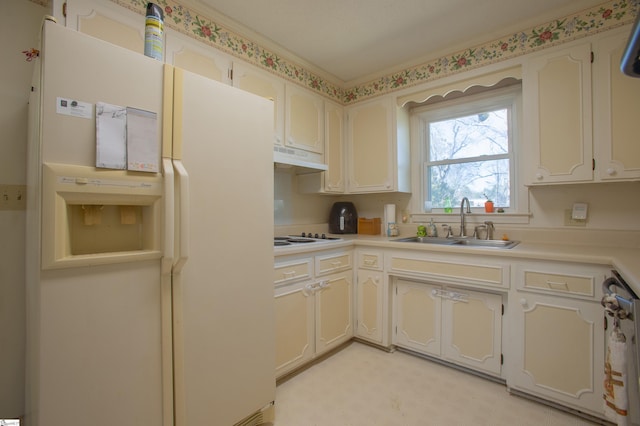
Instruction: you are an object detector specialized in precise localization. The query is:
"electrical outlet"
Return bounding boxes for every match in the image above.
[564,209,586,226]
[0,184,27,211]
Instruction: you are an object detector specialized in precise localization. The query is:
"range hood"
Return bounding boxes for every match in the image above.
[621,10,640,77]
[273,148,327,174]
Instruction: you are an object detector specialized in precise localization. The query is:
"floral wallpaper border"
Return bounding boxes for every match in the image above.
[347,0,638,102]
[38,0,639,104]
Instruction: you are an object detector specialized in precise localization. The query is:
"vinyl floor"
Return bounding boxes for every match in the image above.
[272,342,604,426]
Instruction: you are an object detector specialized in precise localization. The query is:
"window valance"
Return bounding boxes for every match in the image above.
[397,66,522,107]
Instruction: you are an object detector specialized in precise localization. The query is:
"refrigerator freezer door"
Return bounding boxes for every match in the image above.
[38,22,164,168]
[27,22,170,426]
[171,68,275,425]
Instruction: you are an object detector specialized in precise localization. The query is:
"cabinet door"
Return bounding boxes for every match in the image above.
[165,30,232,84]
[442,288,502,375]
[274,282,314,378]
[511,293,604,416]
[394,280,441,356]
[523,43,593,184]
[593,31,640,181]
[285,84,324,154]
[356,269,384,344]
[347,98,394,192]
[316,271,353,355]
[324,100,345,192]
[233,62,285,147]
[64,0,144,53]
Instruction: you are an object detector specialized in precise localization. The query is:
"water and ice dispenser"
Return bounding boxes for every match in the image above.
[41,162,163,269]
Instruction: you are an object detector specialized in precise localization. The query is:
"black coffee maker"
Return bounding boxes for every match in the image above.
[329,202,358,234]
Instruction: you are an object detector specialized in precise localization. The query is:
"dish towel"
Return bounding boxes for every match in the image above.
[602,294,629,425]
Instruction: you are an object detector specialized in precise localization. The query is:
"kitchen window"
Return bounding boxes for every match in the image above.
[411,84,522,215]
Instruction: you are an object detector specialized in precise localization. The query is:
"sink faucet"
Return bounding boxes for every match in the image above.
[459,197,471,237]
[484,221,495,240]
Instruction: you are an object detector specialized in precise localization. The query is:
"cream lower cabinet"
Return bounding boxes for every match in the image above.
[274,279,315,378]
[355,250,387,345]
[510,293,604,416]
[315,270,353,354]
[356,269,385,344]
[509,261,608,417]
[394,279,503,376]
[274,250,352,378]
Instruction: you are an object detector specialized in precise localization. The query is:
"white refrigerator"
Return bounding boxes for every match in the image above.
[26,19,275,426]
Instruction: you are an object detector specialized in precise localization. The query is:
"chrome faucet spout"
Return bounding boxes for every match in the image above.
[459,197,471,237]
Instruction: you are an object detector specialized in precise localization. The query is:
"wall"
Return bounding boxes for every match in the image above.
[274,169,338,225]
[277,176,640,233]
[0,0,46,418]
[528,182,640,229]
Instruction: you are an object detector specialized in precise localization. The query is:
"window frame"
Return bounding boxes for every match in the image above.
[409,84,527,221]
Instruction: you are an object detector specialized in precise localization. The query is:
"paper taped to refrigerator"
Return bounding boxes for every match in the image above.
[96,102,127,169]
[126,107,159,173]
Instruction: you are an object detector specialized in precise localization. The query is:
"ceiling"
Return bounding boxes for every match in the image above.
[193,0,607,83]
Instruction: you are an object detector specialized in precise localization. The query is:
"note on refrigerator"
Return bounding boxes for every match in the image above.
[126,107,159,173]
[95,102,127,169]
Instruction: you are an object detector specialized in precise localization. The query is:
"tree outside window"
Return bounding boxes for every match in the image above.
[417,89,517,211]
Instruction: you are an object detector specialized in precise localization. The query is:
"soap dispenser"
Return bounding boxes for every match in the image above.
[427,218,438,237]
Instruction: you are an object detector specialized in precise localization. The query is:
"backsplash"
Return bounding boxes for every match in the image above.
[276,166,640,233]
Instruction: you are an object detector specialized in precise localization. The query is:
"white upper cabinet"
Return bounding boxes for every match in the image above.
[346,96,410,193]
[323,100,345,192]
[232,62,285,147]
[285,84,324,155]
[523,42,593,184]
[62,0,144,53]
[593,29,640,181]
[165,31,232,84]
[62,0,233,85]
[524,26,640,185]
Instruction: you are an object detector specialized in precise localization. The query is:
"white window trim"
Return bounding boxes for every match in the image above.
[409,84,529,224]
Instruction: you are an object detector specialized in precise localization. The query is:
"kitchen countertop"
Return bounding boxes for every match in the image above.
[274,231,640,296]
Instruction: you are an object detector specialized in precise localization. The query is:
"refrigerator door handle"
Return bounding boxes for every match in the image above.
[173,159,190,273]
[162,157,175,275]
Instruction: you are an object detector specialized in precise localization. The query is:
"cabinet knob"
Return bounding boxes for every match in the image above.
[606,168,616,176]
[519,298,528,307]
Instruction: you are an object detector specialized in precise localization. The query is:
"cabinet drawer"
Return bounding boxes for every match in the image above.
[358,251,383,270]
[522,271,594,297]
[389,256,506,288]
[274,258,313,285]
[316,252,352,276]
